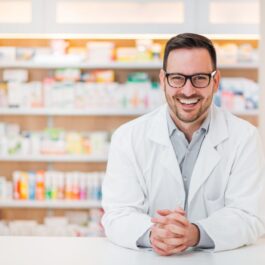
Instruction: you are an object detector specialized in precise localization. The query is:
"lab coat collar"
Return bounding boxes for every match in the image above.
[147,104,229,207]
[207,104,229,148]
[148,104,228,148]
[147,104,173,147]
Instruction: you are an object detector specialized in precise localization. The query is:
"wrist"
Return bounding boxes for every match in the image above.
[189,223,200,247]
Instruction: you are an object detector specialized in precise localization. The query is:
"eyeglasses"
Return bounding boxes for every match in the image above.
[164,70,217,89]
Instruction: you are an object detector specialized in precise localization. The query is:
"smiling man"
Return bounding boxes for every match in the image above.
[102,33,265,255]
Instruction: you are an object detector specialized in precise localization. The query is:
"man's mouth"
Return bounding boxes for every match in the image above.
[177,98,201,106]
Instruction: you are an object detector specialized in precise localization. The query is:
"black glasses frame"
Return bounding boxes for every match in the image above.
[164,70,217,89]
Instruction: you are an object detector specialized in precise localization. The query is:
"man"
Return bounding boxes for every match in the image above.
[102,33,265,255]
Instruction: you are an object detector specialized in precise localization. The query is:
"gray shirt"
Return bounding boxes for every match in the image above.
[167,108,210,210]
[137,108,215,249]
[166,108,214,249]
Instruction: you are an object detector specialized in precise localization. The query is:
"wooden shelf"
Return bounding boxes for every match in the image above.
[0,200,102,209]
[0,155,108,163]
[0,60,258,69]
[0,108,153,116]
[0,107,257,117]
[0,61,162,69]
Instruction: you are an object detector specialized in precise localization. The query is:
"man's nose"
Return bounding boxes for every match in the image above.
[181,79,197,97]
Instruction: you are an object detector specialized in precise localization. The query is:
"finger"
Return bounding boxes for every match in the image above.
[174,207,186,215]
[163,237,186,246]
[157,208,185,216]
[152,240,187,256]
[164,212,189,227]
[152,237,174,252]
[156,209,173,217]
[152,212,188,227]
[164,224,187,236]
[151,216,183,226]
[168,244,188,255]
[152,244,171,256]
[151,216,168,225]
[152,226,176,239]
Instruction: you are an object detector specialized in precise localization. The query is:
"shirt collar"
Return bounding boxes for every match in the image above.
[166,106,211,137]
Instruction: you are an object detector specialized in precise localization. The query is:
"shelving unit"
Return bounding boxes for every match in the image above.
[0,36,259,227]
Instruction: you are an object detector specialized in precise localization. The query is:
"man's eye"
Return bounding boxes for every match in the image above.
[171,76,183,80]
[195,75,207,80]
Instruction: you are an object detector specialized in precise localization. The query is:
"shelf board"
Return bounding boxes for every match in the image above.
[0,108,152,116]
[232,110,258,116]
[218,62,258,69]
[0,155,108,162]
[0,108,257,117]
[0,200,102,209]
[0,60,258,69]
[0,61,162,69]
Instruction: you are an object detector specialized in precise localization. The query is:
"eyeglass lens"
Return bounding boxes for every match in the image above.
[167,74,210,88]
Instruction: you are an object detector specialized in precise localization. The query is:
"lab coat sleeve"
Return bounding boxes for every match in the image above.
[137,229,152,248]
[101,127,153,250]
[197,128,265,252]
[195,223,215,249]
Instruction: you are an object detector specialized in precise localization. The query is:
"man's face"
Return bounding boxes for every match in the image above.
[160,48,220,124]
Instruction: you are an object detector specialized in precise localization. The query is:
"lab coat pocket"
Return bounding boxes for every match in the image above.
[205,196,224,216]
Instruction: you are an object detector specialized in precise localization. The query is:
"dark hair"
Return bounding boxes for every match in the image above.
[163,33,217,71]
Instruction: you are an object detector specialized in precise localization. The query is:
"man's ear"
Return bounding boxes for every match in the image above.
[213,70,221,93]
[159,69,166,91]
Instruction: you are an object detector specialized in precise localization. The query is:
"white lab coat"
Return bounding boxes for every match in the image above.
[102,104,265,252]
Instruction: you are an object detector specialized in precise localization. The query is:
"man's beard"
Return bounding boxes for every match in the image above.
[164,86,213,124]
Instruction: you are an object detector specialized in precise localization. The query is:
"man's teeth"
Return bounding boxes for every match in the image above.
[179,98,199,104]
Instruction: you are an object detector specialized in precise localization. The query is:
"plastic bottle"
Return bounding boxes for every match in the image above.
[57,172,65,200]
[65,173,72,200]
[28,171,36,200]
[35,171,45,200]
[79,173,87,200]
[12,171,20,200]
[72,172,80,200]
[19,172,28,200]
[45,171,52,200]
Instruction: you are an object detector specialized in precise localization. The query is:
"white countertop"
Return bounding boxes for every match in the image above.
[0,236,265,265]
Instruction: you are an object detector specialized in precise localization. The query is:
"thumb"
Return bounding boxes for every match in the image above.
[156,209,173,216]
[175,207,186,216]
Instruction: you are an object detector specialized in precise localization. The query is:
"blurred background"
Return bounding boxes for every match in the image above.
[0,0,264,238]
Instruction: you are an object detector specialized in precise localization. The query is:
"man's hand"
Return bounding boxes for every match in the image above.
[150,208,200,256]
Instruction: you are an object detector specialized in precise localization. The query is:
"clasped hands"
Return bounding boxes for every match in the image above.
[150,208,200,256]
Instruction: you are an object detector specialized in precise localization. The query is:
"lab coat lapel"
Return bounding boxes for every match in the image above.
[160,144,185,192]
[188,106,229,205]
[188,136,220,205]
[148,105,185,192]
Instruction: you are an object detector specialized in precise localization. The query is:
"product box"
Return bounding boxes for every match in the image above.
[3,69,29,82]
[86,41,114,63]
[0,47,16,62]
[16,48,35,61]
[0,83,8,108]
[7,82,23,108]
[54,68,81,81]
